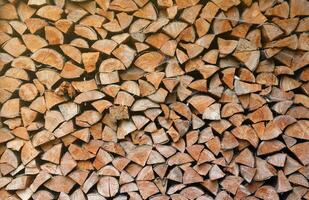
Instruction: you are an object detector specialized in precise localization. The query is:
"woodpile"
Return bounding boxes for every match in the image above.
[0,0,309,199]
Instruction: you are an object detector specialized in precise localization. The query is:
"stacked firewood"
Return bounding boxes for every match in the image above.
[0,0,309,199]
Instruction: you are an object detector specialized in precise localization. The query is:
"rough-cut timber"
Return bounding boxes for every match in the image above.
[0,0,308,199]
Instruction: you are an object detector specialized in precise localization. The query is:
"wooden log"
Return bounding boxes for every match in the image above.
[97,176,119,197]
[31,48,64,70]
[3,38,26,57]
[44,176,75,193]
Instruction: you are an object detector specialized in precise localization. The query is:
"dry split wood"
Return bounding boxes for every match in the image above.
[0,0,309,199]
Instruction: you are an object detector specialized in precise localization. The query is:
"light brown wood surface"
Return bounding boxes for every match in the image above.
[0,0,308,199]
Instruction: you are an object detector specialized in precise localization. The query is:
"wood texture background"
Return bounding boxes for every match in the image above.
[0,0,309,199]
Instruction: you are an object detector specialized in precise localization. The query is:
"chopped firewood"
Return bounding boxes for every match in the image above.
[75,110,102,127]
[60,152,77,176]
[21,141,40,165]
[41,143,62,164]
[248,105,273,123]
[19,83,38,102]
[127,145,152,166]
[92,40,117,55]
[267,153,286,167]
[188,95,215,114]
[255,186,279,200]
[36,5,63,21]
[218,38,238,55]
[6,68,28,82]
[134,52,165,72]
[212,12,232,34]
[221,103,243,118]
[32,130,54,147]
[74,25,97,40]
[220,176,243,195]
[68,144,95,161]
[180,43,203,58]
[209,165,225,180]
[3,38,27,57]
[276,170,292,193]
[255,157,277,181]
[31,48,64,70]
[22,34,47,53]
[288,173,309,187]
[60,44,81,64]
[29,172,51,193]
[163,21,187,38]
[240,165,255,183]
[235,148,255,167]
[45,26,64,45]
[0,0,307,199]
[290,142,309,165]
[6,176,32,191]
[97,176,119,197]
[290,0,309,18]
[232,126,259,148]
[235,80,261,95]
[257,140,285,155]
[242,3,267,24]
[44,176,75,193]
[0,98,20,118]
[137,181,159,199]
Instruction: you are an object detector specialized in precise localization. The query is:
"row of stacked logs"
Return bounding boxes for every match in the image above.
[0,0,309,199]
